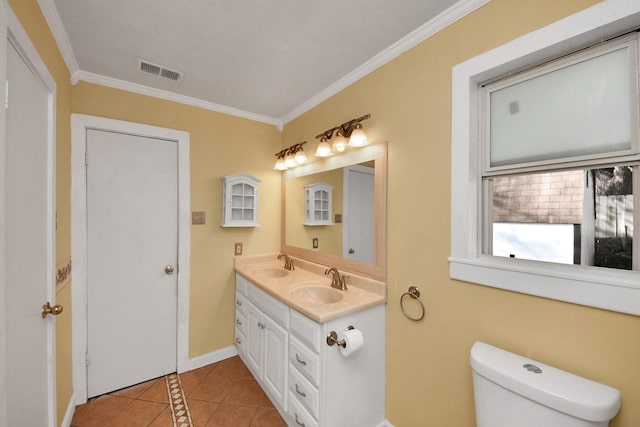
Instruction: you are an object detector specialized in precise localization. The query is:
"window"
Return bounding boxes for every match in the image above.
[450,1,640,315]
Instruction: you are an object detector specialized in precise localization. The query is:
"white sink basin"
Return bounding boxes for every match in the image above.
[253,268,290,279]
[292,285,344,304]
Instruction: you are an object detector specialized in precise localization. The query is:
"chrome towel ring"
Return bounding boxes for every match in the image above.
[400,285,425,321]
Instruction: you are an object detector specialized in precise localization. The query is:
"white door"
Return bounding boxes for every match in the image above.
[343,166,375,263]
[86,129,178,397]
[5,39,56,425]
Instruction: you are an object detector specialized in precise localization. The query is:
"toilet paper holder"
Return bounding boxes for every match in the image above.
[326,325,355,348]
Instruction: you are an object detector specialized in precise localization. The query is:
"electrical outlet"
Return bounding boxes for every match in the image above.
[192,211,206,225]
[312,238,318,249]
[234,242,243,255]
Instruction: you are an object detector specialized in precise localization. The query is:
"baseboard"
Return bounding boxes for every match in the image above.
[60,392,76,427]
[187,345,238,371]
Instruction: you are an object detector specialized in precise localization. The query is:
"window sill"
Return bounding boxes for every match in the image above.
[449,256,640,315]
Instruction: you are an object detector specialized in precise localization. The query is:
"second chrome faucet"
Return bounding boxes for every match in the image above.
[325,267,348,291]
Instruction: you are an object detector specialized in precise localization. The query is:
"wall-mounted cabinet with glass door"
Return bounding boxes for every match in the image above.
[304,182,333,226]
[221,173,260,227]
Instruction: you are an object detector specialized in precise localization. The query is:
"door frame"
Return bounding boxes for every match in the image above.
[0,2,58,425]
[71,114,190,404]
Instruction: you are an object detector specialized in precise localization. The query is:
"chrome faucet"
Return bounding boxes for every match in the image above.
[325,267,348,291]
[278,253,295,270]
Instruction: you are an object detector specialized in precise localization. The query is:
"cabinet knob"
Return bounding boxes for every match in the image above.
[235,337,241,344]
[236,319,242,325]
[236,300,242,306]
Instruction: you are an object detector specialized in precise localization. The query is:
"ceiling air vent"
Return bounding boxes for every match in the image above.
[137,59,183,82]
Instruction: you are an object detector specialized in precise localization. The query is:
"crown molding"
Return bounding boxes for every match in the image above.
[73,70,283,128]
[279,0,491,125]
[37,0,79,75]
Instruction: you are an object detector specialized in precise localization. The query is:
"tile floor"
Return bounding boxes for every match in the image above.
[71,356,287,427]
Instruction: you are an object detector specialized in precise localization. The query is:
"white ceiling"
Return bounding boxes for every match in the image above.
[47,0,476,125]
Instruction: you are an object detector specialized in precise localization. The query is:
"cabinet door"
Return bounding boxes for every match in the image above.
[262,315,288,409]
[245,302,263,377]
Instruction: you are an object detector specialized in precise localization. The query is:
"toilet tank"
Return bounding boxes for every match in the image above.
[470,342,620,427]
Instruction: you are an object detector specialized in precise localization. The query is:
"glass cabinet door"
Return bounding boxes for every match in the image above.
[304,182,333,226]
[222,174,261,227]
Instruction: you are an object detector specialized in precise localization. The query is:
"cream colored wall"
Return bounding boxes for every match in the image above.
[7,1,73,425]
[71,82,282,357]
[283,1,640,426]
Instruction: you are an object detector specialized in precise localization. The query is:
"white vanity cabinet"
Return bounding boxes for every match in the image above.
[234,273,386,427]
[287,304,386,427]
[235,274,288,412]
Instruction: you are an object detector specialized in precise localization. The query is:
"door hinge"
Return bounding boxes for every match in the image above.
[85,351,89,367]
[5,80,8,109]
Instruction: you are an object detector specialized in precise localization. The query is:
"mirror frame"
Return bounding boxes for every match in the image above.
[281,142,387,281]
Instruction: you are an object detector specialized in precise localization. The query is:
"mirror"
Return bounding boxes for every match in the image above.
[282,143,387,281]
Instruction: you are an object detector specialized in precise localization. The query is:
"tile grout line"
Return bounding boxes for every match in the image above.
[165,373,194,427]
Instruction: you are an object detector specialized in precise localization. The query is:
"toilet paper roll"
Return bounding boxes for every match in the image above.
[338,328,364,357]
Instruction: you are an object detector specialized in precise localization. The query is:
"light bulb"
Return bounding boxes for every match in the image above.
[332,131,347,153]
[274,158,288,170]
[294,149,308,165]
[284,153,297,168]
[348,123,368,147]
[315,138,332,157]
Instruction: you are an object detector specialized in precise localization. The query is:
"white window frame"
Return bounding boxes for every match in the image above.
[450,0,640,316]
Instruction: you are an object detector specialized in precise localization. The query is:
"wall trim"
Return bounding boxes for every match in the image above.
[71,114,191,403]
[72,69,283,129]
[59,393,75,427]
[189,346,239,371]
[37,0,488,130]
[279,0,491,125]
[36,0,79,76]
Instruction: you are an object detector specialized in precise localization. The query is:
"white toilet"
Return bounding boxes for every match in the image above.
[470,342,621,427]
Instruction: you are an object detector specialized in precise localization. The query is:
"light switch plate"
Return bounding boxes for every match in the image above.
[312,238,318,249]
[234,242,243,255]
[192,211,206,225]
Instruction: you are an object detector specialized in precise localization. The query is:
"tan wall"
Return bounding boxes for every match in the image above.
[71,82,282,358]
[283,1,640,426]
[7,1,74,424]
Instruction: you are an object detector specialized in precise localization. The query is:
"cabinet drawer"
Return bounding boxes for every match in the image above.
[289,364,319,419]
[248,283,289,329]
[235,310,247,336]
[290,309,322,352]
[235,292,247,315]
[289,335,320,387]
[288,391,318,427]
[234,327,246,355]
[236,274,248,296]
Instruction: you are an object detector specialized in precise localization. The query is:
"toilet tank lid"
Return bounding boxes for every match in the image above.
[470,342,621,422]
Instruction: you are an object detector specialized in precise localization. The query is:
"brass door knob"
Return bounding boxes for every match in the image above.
[42,302,63,319]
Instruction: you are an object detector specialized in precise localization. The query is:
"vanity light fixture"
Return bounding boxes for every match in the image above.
[314,136,333,158]
[314,113,371,156]
[274,142,307,170]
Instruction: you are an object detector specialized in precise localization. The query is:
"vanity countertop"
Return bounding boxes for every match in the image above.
[234,254,386,323]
